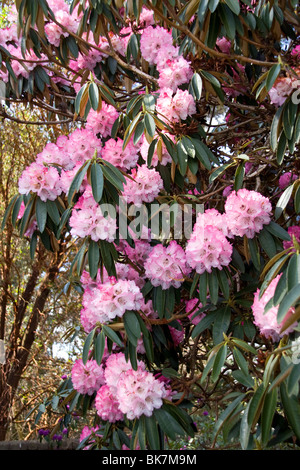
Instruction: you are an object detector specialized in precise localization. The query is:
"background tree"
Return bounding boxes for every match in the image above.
[0,0,299,450]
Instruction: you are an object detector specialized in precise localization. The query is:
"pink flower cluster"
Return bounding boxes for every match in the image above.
[224,188,272,239]
[18,162,62,202]
[80,277,144,332]
[269,67,300,106]
[69,188,116,242]
[156,87,196,123]
[144,240,190,290]
[85,103,119,138]
[122,164,164,206]
[186,220,233,275]
[252,274,296,342]
[283,225,300,252]
[71,358,105,395]
[278,172,297,190]
[94,352,168,421]
[45,9,79,47]
[101,137,140,171]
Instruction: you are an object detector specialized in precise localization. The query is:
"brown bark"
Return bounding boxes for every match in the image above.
[0,244,63,441]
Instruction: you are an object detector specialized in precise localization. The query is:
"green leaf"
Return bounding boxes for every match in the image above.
[191,311,216,338]
[144,112,156,138]
[208,269,219,305]
[212,344,227,382]
[233,347,248,376]
[88,82,100,111]
[218,3,236,39]
[95,330,106,365]
[190,72,203,100]
[261,388,278,447]
[145,415,160,450]
[90,162,104,203]
[275,184,294,219]
[277,283,300,324]
[224,0,240,15]
[265,221,290,241]
[123,310,141,347]
[102,325,123,348]
[287,254,300,291]
[198,0,210,26]
[270,105,284,151]
[247,384,266,428]
[46,200,60,226]
[88,240,100,280]
[258,228,277,258]
[68,160,91,205]
[212,306,231,345]
[240,402,251,450]
[82,328,96,364]
[266,64,281,91]
[177,140,188,175]
[154,407,186,440]
[35,197,47,233]
[280,382,300,440]
[295,185,300,214]
[234,161,245,191]
[213,394,246,440]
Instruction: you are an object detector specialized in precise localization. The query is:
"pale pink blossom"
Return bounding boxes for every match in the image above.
[18,162,62,202]
[224,188,272,238]
[86,103,119,138]
[95,385,124,422]
[122,164,164,206]
[252,274,297,342]
[144,241,191,290]
[71,358,105,395]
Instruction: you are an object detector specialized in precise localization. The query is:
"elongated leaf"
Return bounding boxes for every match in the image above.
[35,197,47,233]
[261,388,278,447]
[212,344,227,382]
[145,415,160,450]
[266,64,281,91]
[212,306,231,344]
[123,310,141,346]
[102,325,123,348]
[275,184,294,219]
[68,160,91,205]
[88,82,100,111]
[247,384,266,429]
[90,162,104,203]
[287,254,300,291]
[277,283,300,324]
[95,330,106,365]
[82,328,96,364]
[280,382,300,440]
[88,240,100,280]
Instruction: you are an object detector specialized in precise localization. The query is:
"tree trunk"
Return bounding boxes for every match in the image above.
[0,246,62,441]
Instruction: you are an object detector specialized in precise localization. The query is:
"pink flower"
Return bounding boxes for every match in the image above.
[69,187,116,242]
[186,298,205,325]
[79,425,100,450]
[116,367,167,419]
[18,162,62,202]
[224,188,272,239]
[101,137,139,171]
[144,241,190,290]
[269,68,300,106]
[45,10,79,47]
[157,56,193,91]
[95,385,124,423]
[252,274,297,342]
[140,25,174,65]
[122,164,164,206]
[80,278,143,332]
[291,45,300,58]
[71,358,105,395]
[156,88,196,122]
[216,37,231,54]
[104,352,145,394]
[186,223,233,274]
[63,128,102,165]
[283,225,300,252]
[278,172,297,190]
[169,322,184,346]
[85,103,119,138]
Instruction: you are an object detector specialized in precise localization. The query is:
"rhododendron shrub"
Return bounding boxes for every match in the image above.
[1,0,300,451]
